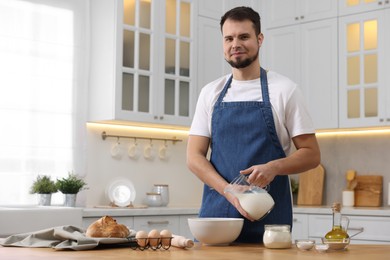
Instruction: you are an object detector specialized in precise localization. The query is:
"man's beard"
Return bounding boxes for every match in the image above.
[226,50,259,69]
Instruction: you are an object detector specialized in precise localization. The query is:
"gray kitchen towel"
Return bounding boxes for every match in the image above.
[0,226,134,251]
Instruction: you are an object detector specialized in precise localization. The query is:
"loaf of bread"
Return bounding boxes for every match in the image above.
[86,215,130,238]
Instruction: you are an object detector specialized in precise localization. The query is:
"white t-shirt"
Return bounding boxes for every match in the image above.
[189,70,315,155]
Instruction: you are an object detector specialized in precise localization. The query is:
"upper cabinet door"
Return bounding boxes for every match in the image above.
[338,10,388,128]
[263,0,338,29]
[339,0,390,16]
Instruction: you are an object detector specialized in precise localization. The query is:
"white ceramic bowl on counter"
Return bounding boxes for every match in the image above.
[187,217,244,245]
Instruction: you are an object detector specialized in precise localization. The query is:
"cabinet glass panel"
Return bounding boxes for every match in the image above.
[165,38,175,74]
[139,75,150,112]
[164,79,175,115]
[348,89,360,118]
[122,73,134,111]
[180,2,190,37]
[347,56,360,85]
[179,81,189,116]
[364,20,377,50]
[347,23,360,52]
[364,54,377,84]
[123,0,135,26]
[166,0,176,35]
[123,30,135,68]
[139,33,150,70]
[180,41,190,76]
[365,88,377,117]
[140,0,151,29]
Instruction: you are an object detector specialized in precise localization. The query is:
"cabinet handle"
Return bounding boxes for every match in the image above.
[300,15,304,19]
[159,116,164,120]
[386,118,390,122]
[379,118,384,122]
[347,227,364,238]
[293,218,298,222]
[147,220,169,225]
[386,0,389,4]
[154,115,158,119]
[378,1,383,5]
[295,17,299,21]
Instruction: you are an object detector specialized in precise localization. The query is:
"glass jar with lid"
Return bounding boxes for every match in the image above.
[263,224,292,249]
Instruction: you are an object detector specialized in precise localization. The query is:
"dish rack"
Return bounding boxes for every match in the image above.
[128,237,173,251]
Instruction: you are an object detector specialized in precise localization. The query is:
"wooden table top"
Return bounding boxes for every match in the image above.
[1,243,390,260]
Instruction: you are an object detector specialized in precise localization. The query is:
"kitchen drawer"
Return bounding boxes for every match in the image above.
[82,216,134,230]
[308,214,390,243]
[133,216,180,235]
[179,214,198,239]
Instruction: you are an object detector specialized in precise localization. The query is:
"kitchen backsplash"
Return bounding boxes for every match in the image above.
[84,124,390,208]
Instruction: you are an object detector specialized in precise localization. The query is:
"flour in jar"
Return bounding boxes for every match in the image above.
[234,192,274,220]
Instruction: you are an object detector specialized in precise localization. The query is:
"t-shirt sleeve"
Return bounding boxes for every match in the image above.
[285,86,316,138]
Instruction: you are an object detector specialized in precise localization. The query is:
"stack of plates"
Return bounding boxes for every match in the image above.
[106,179,136,207]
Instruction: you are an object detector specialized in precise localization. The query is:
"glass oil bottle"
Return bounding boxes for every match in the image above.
[324,202,349,241]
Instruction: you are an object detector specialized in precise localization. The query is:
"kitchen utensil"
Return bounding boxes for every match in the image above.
[224,174,274,220]
[143,141,155,160]
[295,239,315,250]
[110,139,122,159]
[152,184,169,206]
[263,224,292,249]
[187,217,243,245]
[354,175,383,207]
[158,141,169,160]
[106,178,136,207]
[144,192,162,207]
[297,164,325,206]
[128,139,140,159]
[321,237,350,250]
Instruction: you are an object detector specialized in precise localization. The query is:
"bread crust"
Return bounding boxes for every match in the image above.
[86,215,130,238]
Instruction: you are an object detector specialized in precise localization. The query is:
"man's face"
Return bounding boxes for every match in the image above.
[222,19,263,69]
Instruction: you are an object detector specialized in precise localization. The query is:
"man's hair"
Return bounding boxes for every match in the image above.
[220,6,261,36]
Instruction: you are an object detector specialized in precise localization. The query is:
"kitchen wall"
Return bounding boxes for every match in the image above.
[316,131,390,206]
[83,123,390,209]
[84,123,203,208]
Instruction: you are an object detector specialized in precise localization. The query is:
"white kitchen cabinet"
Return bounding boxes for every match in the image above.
[308,214,390,244]
[339,0,390,16]
[179,214,197,239]
[133,215,180,235]
[291,213,309,240]
[262,18,338,129]
[89,0,197,127]
[262,0,338,29]
[339,9,390,128]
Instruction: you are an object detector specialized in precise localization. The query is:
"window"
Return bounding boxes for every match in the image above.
[0,0,88,205]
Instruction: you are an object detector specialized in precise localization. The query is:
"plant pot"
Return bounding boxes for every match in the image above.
[64,193,77,207]
[39,194,52,206]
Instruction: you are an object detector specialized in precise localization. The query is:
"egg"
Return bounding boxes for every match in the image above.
[160,229,172,246]
[135,230,148,247]
[148,229,161,247]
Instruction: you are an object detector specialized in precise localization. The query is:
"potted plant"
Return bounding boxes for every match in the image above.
[30,175,58,206]
[56,172,88,207]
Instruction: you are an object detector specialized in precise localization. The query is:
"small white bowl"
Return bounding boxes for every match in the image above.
[295,239,315,250]
[315,244,329,253]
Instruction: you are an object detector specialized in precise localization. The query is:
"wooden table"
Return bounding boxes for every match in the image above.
[1,243,390,260]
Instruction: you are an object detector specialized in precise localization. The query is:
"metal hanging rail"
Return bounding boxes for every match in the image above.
[101,131,182,144]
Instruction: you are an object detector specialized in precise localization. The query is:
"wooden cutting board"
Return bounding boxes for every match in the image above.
[354,175,383,207]
[297,164,325,206]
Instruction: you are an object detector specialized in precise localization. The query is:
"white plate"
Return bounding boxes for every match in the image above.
[106,179,136,207]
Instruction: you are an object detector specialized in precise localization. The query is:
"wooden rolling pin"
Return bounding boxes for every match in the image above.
[171,235,194,248]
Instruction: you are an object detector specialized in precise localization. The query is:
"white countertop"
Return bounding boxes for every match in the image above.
[82,205,390,217]
[82,206,199,217]
[293,205,390,216]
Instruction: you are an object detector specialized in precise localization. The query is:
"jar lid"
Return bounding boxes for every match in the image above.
[264,224,291,232]
[146,192,161,196]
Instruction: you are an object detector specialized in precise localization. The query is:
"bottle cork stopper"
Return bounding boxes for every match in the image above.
[332,202,341,212]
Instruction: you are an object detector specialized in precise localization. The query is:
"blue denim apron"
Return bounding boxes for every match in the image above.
[199,68,292,243]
